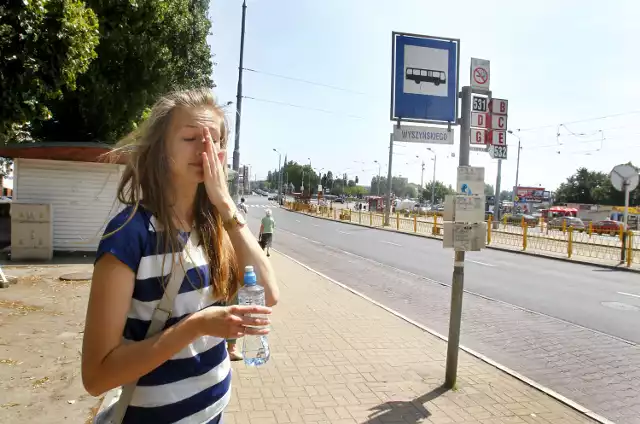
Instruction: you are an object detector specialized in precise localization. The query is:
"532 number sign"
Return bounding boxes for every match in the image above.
[489,145,508,159]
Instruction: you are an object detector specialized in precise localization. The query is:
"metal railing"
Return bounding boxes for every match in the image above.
[285,202,638,267]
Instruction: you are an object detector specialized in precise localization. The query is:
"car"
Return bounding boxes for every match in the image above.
[506,213,539,227]
[548,216,585,231]
[591,219,625,235]
[333,197,344,203]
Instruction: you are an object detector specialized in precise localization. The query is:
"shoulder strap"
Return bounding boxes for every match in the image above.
[105,231,199,424]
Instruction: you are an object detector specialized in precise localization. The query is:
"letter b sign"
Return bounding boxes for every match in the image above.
[490,99,508,115]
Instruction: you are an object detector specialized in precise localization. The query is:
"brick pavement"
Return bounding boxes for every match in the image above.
[271,230,640,424]
[226,253,595,424]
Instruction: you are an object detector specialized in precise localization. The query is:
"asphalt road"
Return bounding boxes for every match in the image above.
[244,195,640,424]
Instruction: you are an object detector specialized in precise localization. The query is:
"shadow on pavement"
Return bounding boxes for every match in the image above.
[362,384,449,423]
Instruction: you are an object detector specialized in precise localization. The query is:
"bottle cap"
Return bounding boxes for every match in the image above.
[244,265,257,286]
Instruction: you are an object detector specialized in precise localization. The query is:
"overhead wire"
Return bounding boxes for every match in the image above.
[243,96,368,120]
[243,67,373,96]
[243,66,640,155]
[515,110,640,132]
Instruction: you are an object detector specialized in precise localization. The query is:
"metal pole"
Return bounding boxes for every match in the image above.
[308,159,312,194]
[420,161,425,189]
[624,182,630,229]
[445,85,471,390]
[377,163,381,196]
[231,0,247,201]
[493,159,502,229]
[514,139,521,201]
[431,156,436,205]
[384,134,393,226]
[278,154,282,200]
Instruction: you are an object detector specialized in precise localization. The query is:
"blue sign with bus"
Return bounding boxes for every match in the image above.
[390,32,459,124]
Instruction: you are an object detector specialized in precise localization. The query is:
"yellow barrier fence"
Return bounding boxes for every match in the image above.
[285,203,640,266]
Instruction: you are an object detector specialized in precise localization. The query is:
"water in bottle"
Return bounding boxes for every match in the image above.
[238,265,270,366]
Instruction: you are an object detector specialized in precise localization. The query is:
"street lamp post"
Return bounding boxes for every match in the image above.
[273,148,282,201]
[308,157,312,194]
[374,160,382,196]
[427,148,437,205]
[231,0,247,201]
[415,155,425,190]
[508,130,522,204]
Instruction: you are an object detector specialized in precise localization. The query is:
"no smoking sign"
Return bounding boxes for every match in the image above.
[470,58,490,90]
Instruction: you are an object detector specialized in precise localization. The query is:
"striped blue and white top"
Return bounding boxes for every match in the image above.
[96,206,230,424]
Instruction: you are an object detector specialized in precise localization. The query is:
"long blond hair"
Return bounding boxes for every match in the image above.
[106,88,239,301]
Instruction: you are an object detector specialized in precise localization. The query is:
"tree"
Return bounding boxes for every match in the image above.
[554,165,639,206]
[32,0,214,142]
[499,190,513,201]
[422,181,455,204]
[344,185,367,197]
[370,176,387,197]
[0,0,99,141]
[484,184,495,196]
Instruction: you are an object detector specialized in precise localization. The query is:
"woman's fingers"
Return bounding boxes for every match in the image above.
[229,305,273,315]
[243,327,270,336]
[202,152,213,179]
[240,315,271,327]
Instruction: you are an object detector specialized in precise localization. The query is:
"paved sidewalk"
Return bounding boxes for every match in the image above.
[226,253,595,424]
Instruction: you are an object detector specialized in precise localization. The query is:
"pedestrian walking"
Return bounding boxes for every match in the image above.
[238,197,248,215]
[83,88,280,424]
[259,209,276,257]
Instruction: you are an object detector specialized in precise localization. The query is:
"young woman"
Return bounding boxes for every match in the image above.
[82,88,279,424]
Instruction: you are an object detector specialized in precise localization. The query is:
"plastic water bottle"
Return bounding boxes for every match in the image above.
[238,265,270,366]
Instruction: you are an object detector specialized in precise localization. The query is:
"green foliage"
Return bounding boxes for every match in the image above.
[344,185,367,197]
[554,165,640,206]
[370,176,416,198]
[0,0,99,141]
[484,183,495,196]
[32,0,214,142]
[422,181,454,204]
[499,190,512,201]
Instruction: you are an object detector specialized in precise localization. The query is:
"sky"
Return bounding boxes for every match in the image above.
[209,0,640,194]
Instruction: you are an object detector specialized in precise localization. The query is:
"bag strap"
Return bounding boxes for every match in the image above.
[108,231,199,423]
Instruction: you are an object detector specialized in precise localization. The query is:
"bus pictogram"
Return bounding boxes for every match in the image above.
[405,67,446,86]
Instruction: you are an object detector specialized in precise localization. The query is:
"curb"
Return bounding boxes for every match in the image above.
[274,249,612,424]
[283,208,640,274]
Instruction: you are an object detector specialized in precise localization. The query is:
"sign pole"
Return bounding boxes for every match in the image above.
[622,182,630,262]
[493,159,502,228]
[384,133,393,226]
[445,86,471,389]
[624,182,630,230]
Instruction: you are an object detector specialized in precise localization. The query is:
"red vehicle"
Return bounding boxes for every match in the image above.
[591,219,626,235]
[541,206,578,219]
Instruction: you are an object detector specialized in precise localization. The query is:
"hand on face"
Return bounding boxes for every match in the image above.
[201,126,233,211]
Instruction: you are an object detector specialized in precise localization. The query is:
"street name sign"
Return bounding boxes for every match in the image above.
[392,124,454,145]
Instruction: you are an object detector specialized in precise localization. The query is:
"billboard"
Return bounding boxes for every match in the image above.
[514,186,550,203]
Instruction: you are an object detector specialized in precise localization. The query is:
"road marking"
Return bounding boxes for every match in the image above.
[337,230,351,235]
[312,224,320,227]
[468,260,495,267]
[618,292,640,299]
[380,241,402,247]
[295,220,301,223]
